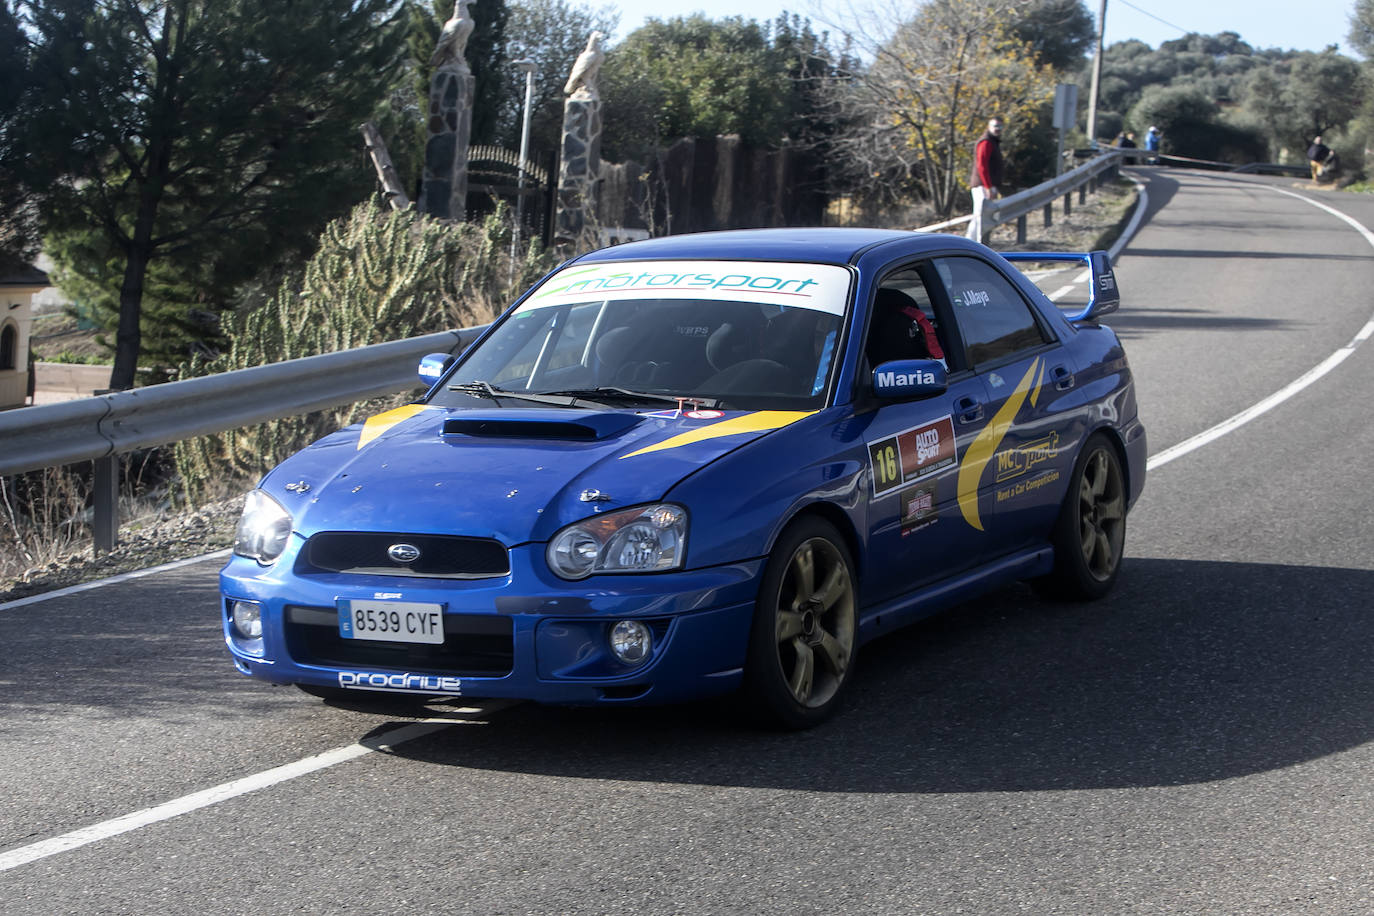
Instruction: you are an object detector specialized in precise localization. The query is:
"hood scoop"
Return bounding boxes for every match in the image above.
[442,409,646,442]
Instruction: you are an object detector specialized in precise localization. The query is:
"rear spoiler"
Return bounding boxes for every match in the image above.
[1002,250,1119,323]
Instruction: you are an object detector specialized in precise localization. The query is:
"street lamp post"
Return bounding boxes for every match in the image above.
[512,58,537,265]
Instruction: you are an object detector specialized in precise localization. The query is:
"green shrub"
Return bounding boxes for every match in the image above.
[173,200,555,504]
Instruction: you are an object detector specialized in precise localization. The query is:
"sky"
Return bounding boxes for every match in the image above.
[605,0,1361,56]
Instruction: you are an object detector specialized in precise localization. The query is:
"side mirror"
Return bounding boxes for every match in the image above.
[418,352,455,387]
[872,359,948,400]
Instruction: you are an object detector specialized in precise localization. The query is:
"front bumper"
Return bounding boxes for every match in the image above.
[220,542,764,705]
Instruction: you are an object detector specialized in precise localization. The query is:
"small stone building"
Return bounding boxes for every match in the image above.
[0,266,48,410]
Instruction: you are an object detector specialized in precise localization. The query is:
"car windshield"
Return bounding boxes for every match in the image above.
[431,259,853,410]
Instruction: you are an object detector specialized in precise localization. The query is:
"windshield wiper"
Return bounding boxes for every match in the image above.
[448,381,581,407]
[535,387,720,408]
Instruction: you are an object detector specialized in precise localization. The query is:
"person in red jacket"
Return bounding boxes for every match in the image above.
[966,117,1004,242]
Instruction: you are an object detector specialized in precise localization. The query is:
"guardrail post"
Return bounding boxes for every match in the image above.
[1043,203,1052,228]
[1016,215,1027,243]
[1079,183,1087,205]
[92,454,119,553]
[1064,193,1072,217]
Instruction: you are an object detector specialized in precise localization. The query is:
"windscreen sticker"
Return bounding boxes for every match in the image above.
[867,415,957,498]
[523,260,852,316]
[358,404,431,450]
[620,410,815,459]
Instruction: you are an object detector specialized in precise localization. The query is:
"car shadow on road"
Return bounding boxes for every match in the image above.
[385,557,1374,793]
[1103,307,1299,340]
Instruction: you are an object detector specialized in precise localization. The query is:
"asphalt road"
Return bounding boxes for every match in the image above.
[3,170,1373,914]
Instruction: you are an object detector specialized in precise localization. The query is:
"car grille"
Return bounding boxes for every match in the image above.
[284,605,514,676]
[300,532,510,579]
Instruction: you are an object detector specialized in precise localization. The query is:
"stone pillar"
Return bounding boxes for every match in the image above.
[555,96,603,246]
[419,0,476,220]
[555,31,606,248]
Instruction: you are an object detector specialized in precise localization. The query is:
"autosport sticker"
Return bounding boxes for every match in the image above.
[522,260,852,316]
[956,358,1045,531]
[868,415,957,498]
[621,410,816,458]
[336,671,463,695]
[357,404,432,450]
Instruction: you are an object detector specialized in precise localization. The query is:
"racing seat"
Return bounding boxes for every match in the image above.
[866,288,945,366]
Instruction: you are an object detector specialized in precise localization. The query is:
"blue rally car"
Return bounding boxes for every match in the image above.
[222,228,1146,727]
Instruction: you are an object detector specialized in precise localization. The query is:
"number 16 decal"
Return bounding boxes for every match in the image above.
[868,415,958,498]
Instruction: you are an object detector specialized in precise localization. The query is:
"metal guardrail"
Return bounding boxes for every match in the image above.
[984,149,1125,237]
[0,328,482,479]
[914,149,1126,238]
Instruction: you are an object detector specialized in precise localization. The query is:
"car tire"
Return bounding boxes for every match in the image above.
[743,517,858,729]
[1037,432,1127,601]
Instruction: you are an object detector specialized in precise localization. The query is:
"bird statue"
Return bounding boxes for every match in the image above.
[564,31,605,99]
[430,0,475,70]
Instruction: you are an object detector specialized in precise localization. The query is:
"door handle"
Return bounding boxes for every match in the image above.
[1052,365,1074,390]
[954,396,983,424]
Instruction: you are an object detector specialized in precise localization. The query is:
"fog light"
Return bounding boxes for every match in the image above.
[609,620,651,664]
[231,600,263,639]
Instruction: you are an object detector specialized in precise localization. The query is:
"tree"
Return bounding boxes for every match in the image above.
[823,0,1054,218]
[1009,0,1094,71]
[1241,49,1362,158]
[19,0,404,389]
[601,15,797,159]
[1352,0,1374,60]
[0,1,37,274]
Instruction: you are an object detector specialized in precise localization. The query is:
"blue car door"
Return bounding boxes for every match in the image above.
[858,265,994,606]
[929,255,1085,552]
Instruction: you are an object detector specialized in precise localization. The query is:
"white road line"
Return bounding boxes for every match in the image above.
[0,716,487,872]
[1109,175,1149,263]
[0,549,232,613]
[1145,185,1374,471]
[1048,284,1076,301]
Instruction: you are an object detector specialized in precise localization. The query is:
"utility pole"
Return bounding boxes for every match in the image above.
[1086,0,1107,147]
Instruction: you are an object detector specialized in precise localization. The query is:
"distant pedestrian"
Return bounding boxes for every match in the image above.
[966,117,1004,243]
[1144,126,1161,164]
[1307,136,1332,180]
[1115,131,1137,149]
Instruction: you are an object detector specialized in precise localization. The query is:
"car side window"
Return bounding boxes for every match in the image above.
[932,256,1049,367]
[865,267,951,368]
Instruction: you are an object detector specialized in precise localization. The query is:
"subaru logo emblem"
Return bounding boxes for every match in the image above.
[387,543,421,564]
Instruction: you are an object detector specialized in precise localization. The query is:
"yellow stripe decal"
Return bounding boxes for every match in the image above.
[621,411,816,459]
[358,404,430,450]
[956,358,1041,531]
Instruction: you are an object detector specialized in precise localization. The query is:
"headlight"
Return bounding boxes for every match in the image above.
[547,504,688,580]
[234,489,293,565]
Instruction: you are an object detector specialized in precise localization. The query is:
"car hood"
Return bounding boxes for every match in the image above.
[263,404,814,544]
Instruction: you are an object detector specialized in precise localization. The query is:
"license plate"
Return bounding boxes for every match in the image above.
[337,599,444,644]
